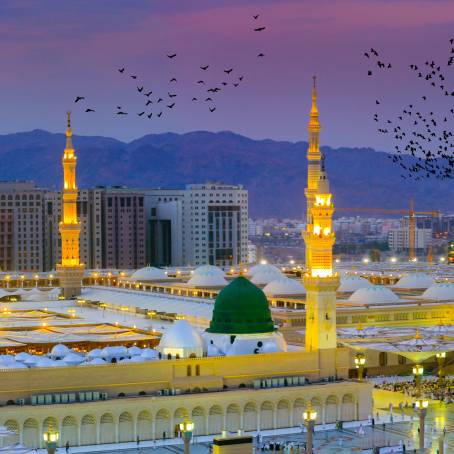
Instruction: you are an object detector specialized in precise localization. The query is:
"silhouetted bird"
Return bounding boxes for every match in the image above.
[254,26,266,31]
[205,97,213,102]
[168,93,177,98]
[74,96,85,103]
[137,112,145,117]
[144,91,153,97]
[117,111,128,115]
[118,68,125,73]
[146,100,152,106]
[200,65,209,71]
[147,113,152,119]
[170,78,177,83]
[85,108,95,113]
[167,53,177,59]
[157,112,163,117]
[257,53,265,57]
[197,80,205,84]
[192,97,198,101]
[167,103,175,109]
[137,86,144,93]
[130,75,137,79]
[368,70,372,76]
[209,107,216,112]
[224,68,233,74]
[253,14,259,19]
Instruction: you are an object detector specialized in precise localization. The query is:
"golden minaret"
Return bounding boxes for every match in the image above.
[304,76,322,268]
[56,112,84,298]
[303,80,339,352]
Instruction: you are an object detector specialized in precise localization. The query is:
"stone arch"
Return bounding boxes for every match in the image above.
[325,395,338,423]
[4,419,19,444]
[173,407,189,436]
[208,405,223,435]
[341,393,355,421]
[155,409,171,439]
[61,416,78,447]
[226,403,241,432]
[137,410,152,441]
[260,401,274,430]
[80,415,96,446]
[310,397,322,424]
[243,401,257,432]
[23,418,39,448]
[292,398,306,427]
[42,416,58,434]
[191,406,206,435]
[276,399,291,428]
[100,413,115,444]
[118,412,134,442]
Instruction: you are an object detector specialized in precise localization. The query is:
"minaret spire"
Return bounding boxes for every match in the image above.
[65,111,73,150]
[57,112,84,299]
[304,76,322,268]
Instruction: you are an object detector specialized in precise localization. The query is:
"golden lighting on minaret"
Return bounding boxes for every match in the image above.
[304,76,322,268]
[56,112,84,298]
[303,79,339,352]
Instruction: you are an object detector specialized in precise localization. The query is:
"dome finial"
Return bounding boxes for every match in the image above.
[65,111,73,150]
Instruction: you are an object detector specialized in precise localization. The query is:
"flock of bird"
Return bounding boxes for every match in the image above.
[72,14,267,121]
[368,38,454,180]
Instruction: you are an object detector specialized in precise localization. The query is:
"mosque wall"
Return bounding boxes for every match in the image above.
[0,380,372,449]
[0,348,351,405]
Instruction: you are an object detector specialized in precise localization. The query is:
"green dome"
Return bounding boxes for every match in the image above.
[207,276,275,334]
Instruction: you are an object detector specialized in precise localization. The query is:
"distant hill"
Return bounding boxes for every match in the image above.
[0,129,450,218]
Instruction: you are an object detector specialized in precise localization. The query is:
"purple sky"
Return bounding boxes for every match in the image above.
[1,0,454,150]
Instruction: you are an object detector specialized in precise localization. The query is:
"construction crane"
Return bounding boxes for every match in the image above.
[337,199,440,261]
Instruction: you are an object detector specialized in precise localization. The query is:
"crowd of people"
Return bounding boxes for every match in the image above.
[375,376,454,403]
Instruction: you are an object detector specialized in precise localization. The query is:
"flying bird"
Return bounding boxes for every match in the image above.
[144,90,153,97]
[157,98,163,103]
[85,108,95,113]
[200,65,209,71]
[137,112,145,117]
[224,68,233,74]
[197,80,205,84]
[147,113,152,119]
[253,14,259,19]
[209,107,216,112]
[205,97,213,102]
[257,53,265,57]
[130,75,137,79]
[157,112,163,117]
[167,103,175,109]
[74,96,85,103]
[254,26,266,32]
[192,97,198,101]
[146,100,152,106]
[170,78,177,83]
[118,68,125,73]
[168,92,177,98]
[117,111,128,115]
[167,53,177,59]
[137,86,144,93]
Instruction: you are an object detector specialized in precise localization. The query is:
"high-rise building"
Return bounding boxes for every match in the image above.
[303,79,339,352]
[0,181,46,272]
[56,112,84,298]
[145,183,248,267]
[388,227,432,252]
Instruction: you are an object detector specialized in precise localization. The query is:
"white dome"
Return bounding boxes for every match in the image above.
[422,283,454,300]
[338,276,373,292]
[348,285,399,304]
[130,267,167,281]
[192,265,225,277]
[129,355,147,363]
[15,352,31,362]
[140,348,159,360]
[251,269,284,285]
[248,264,282,277]
[62,352,85,365]
[127,346,142,356]
[263,278,305,296]
[24,355,42,366]
[261,341,280,353]
[50,344,70,357]
[87,348,103,359]
[187,270,228,288]
[159,320,204,350]
[394,273,435,289]
[100,346,128,359]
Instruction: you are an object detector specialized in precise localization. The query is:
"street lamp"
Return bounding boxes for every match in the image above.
[303,408,317,454]
[179,417,194,454]
[436,352,446,384]
[412,364,424,396]
[354,353,366,381]
[415,399,428,452]
[43,426,59,454]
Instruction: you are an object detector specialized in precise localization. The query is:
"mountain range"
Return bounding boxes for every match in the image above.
[0,129,451,218]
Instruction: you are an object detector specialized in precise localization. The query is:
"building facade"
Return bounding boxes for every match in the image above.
[145,184,248,267]
[0,181,46,272]
[387,227,432,253]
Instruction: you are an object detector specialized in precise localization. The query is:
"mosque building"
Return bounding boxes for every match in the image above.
[0,84,374,450]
